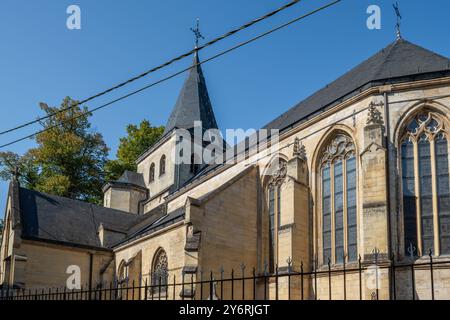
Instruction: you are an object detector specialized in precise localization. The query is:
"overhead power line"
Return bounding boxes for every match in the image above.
[0,0,303,136]
[0,0,342,150]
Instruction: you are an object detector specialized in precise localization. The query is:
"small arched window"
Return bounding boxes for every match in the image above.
[149,163,155,183]
[400,111,450,256]
[319,133,357,265]
[152,249,168,293]
[160,155,166,176]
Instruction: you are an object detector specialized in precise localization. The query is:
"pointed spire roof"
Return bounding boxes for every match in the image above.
[265,39,450,132]
[164,53,218,135]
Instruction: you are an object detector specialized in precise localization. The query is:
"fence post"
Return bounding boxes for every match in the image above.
[287,258,292,301]
[191,274,194,301]
[138,278,141,301]
[429,250,435,300]
[173,275,176,300]
[241,263,246,300]
[300,261,304,301]
[210,271,214,300]
[358,255,362,300]
[142,278,146,301]
[373,247,380,300]
[252,267,256,301]
[220,266,225,300]
[181,272,185,301]
[275,264,279,301]
[328,258,332,300]
[407,243,416,300]
[231,269,234,301]
[343,252,347,300]
[314,255,318,301]
[390,253,396,300]
[158,276,162,300]
[263,261,267,300]
[200,270,203,300]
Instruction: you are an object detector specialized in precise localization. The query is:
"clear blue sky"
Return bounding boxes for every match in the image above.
[1,0,449,211]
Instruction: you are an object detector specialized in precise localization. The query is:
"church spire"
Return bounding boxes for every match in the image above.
[163,21,218,136]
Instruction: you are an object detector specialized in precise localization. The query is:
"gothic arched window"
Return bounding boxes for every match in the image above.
[400,111,450,256]
[320,134,357,265]
[160,155,166,176]
[151,249,168,293]
[266,159,287,272]
[149,163,155,183]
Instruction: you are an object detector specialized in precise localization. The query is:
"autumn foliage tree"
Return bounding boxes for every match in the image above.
[0,97,109,203]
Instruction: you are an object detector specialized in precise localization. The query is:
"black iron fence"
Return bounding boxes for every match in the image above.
[1,252,450,301]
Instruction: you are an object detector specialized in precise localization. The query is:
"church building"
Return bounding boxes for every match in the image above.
[1,37,450,300]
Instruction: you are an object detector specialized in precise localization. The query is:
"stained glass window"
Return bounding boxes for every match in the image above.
[346,156,358,262]
[401,138,417,254]
[320,134,357,265]
[401,112,450,256]
[436,134,450,254]
[322,165,332,264]
[152,249,168,293]
[334,161,344,264]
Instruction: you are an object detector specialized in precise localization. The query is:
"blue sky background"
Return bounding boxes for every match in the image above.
[0,0,449,211]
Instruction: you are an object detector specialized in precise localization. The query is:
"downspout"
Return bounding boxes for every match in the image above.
[383,90,394,299]
[89,252,94,297]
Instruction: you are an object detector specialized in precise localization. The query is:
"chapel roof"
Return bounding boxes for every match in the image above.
[16,186,146,250]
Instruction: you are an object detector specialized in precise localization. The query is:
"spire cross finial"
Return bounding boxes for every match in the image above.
[190,18,205,49]
[393,2,402,40]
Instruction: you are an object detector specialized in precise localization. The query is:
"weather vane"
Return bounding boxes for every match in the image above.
[190,18,205,49]
[393,2,402,40]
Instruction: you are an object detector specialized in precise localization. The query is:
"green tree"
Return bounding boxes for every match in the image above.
[105,120,164,181]
[0,151,39,189]
[0,97,109,203]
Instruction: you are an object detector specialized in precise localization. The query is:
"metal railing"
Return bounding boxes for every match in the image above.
[1,251,449,301]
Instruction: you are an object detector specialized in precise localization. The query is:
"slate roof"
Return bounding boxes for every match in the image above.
[163,53,218,135]
[18,187,146,250]
[264,39,450,132]
[112,207,185,247]
[166,39,450,196]
[116,171,146,188]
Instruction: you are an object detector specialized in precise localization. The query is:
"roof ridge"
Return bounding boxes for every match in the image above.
[372,39,399,80]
